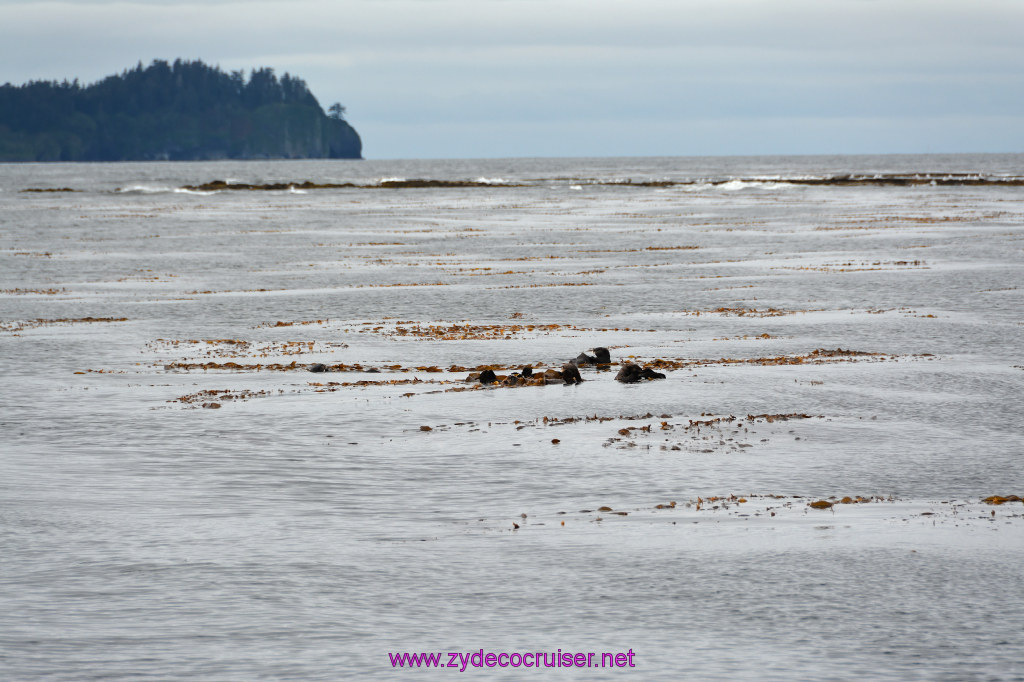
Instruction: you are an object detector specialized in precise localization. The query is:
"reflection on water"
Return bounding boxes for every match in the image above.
[1,155,1023,679]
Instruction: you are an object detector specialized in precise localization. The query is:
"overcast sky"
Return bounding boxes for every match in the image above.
[2,0,1022,159]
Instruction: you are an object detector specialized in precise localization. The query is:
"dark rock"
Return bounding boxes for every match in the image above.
[561,363,583,385]
[308,363,328,373]
[479,369,497,384]
[593,347,611,364]
[615,363,642,383]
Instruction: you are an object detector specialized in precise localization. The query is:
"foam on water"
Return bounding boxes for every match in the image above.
[115,184,175,194]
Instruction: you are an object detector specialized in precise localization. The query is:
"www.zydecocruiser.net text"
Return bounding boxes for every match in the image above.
[389,649,637,671]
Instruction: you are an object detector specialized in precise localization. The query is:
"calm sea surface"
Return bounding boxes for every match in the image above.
[2,155,1023,680]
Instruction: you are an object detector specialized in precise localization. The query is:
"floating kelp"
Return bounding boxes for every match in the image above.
[776,260,929,273]
[982,495,1023,505]
[179,180,357,192]
[162,359,364,372]
[147,338,334,360]
[640,349,895,371]
[256,319,330,328]
[603,174,1024,188]
[378,179,525,188]
[166,172,1024,195]
[176,178,527,192]
[170,388,273,407]
[0,288,67,295]
[1,317,128,333]
[745,413,816,422]
[388,322,575,341]
[784,173,1024,187]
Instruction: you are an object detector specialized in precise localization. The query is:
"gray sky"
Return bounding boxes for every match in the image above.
[2,0,1022,159]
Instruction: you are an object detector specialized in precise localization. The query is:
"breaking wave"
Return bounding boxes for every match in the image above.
[116,184,174,194]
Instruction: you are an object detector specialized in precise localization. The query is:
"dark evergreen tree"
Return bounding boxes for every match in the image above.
[0,59,361,161]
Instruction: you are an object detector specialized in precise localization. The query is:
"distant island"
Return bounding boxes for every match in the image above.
[0,59,362,161]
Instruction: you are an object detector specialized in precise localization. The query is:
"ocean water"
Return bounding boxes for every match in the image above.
[1,154,1023,680]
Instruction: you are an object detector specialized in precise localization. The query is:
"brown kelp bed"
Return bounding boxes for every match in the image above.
[478,493,1024,533]
[0,288,68,295]
[0,317,128,333]
[178,179,528,192]
[18,171,1024,195]
[152,344,905,377]
[178,173,1024,192]
[172,174,1024,193]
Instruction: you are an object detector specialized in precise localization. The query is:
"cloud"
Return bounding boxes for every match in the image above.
[1,0,1022,157]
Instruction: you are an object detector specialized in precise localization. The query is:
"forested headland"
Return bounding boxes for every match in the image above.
[0,60,362,161]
